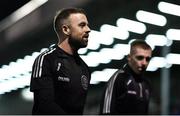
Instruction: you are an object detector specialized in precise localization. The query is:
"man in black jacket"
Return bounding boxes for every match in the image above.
[30,8,91,114]
[100,39,152,114]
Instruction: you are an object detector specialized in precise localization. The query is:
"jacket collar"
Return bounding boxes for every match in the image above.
[123,64,144,82]
[53,44,79,58]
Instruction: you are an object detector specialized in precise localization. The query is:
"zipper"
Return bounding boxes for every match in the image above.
[139,83,143,98]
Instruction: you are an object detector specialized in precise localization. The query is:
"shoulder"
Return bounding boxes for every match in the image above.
[43,45,57,58]
[107,69,127,85]
[114,69,129,82]
[36,45,57,60]
[109,69,134,89]
[105,69,128,95]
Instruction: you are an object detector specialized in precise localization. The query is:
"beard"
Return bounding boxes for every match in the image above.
[69,37,88,49]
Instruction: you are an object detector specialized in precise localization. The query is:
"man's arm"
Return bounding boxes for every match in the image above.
[109,73,127,114]
[30,53,66,114]
[33,88,66,114]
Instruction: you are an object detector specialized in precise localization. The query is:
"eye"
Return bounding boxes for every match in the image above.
[146,57,151,62]
[79,22,86,27]
[136,56,144,61]
[136,56,151,62]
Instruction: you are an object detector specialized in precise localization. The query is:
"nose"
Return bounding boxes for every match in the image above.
[142,58,148,66]
[86,25,91,33]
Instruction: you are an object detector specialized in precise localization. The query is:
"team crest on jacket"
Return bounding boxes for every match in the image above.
[81,75,88,90]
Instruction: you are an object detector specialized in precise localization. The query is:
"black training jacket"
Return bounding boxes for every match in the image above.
[100,64,151,115]
[30,45,91,114]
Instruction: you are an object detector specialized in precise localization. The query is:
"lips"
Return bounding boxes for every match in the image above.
[138,67,146,72]
[83,34,89,42]
[83,34,89,39]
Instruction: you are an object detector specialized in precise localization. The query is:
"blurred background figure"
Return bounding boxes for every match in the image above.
[100,39,152,114]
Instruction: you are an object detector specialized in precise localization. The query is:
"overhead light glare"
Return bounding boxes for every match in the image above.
[166,53,180,65]
[100,24,129,40]
[158,1,180,17]
[145,34,172,49]
[116,18,146,34]
[166,29,180,41]
[136,10,167,26]
[0,0,48,31]
[147,57,170,71]
[90,68,118,84]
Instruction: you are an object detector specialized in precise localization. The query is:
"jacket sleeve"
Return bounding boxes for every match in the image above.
[30,55,66,114]
[33,89,66,114]
[109,73,127,114]
[100,70,127,114]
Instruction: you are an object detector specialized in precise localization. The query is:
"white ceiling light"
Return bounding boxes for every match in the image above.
[147,57,170,71]
[21,87,33,101]
[166,29,180,41]
[136,10,167,26]
[90,68,118,84]
[166,53,180,65]
[116,18,146,34]
[145,34,172,49]
[100,24,129,40]
[0,0,48,31]
[158,1,180,17]
[80,43,130,67]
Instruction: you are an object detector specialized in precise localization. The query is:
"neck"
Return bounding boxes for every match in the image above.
[125,64,143,82]
[58,39,77,55]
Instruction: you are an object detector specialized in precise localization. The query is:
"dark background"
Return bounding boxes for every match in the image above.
[0,0,180,114]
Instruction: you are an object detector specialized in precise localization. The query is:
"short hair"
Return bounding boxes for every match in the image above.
[130,39,152,54]
[53,8,87,36]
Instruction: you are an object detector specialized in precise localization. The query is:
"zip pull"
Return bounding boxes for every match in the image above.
[139,83,143,98]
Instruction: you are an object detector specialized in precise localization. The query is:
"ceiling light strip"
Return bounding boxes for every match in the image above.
[136,10,167,26]
[158,1,180,17]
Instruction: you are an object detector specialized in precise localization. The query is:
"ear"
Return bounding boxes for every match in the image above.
[62,25,70,35]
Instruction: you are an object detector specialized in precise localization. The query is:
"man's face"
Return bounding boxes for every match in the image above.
[128,46,152,74]
[68,13,91,48]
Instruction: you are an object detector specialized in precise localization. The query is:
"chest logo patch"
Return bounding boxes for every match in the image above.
[81,75,88,90]
[127,90,137,95]
[58,76,70,82]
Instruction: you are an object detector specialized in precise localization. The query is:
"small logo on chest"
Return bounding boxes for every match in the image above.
[127,90,137,95]
[58,76,70,82]
[57,62,61,71]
